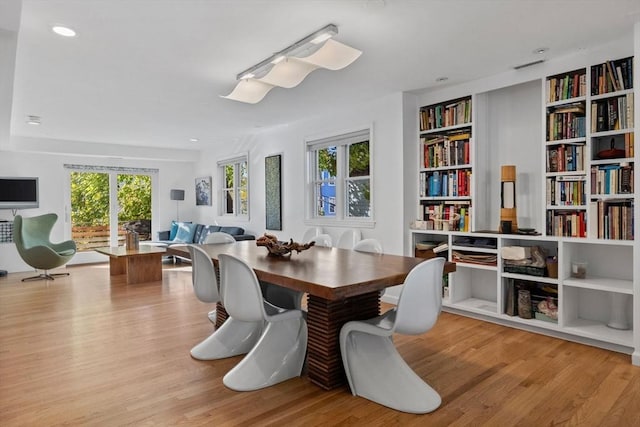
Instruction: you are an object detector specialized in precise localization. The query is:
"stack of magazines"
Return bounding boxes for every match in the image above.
[451,251,497,266]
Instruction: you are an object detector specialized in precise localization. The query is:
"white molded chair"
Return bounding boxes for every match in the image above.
[302,227,323,243]
[204,231,236,244]
[202,232,236,322]
[219,254,307,391]
[337,229,362,249]
[312,234,332,247]
[353,238,383,254]
[187,245,262,360]
[340,257,446,413]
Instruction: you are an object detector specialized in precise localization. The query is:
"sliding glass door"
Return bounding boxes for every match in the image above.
[65,165,157,261]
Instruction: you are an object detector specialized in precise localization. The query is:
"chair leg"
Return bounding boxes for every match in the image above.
[341,329,441,414]
[21,271,70,282]
[223,317,307,391]
[190,317,262,361]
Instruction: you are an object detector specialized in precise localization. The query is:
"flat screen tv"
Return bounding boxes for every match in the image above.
[0,177,39,209]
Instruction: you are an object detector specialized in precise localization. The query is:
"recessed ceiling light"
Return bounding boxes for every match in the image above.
[189,138,199,143]
[26,115,41,125]
[52,25,76,37]
[533,47,548,55]
[435,76,448,82]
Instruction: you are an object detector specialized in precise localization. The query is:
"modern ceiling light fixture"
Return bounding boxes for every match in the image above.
[223,24,362,104]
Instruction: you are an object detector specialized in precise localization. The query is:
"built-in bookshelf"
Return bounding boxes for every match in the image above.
[545,68,588,237]
[418,96,473,232]
[408,51,637,366]
[588,56,635,241]
[412,230,634,354]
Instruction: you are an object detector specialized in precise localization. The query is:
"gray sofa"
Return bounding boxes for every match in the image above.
[155,222,255,247]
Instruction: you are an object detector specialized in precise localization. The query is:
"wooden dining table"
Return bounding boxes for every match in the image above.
[168,240,455,390]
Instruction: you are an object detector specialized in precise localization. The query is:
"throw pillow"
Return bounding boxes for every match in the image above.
[169,220,191,240]
[173,222,197,243]
[197,225,222,244]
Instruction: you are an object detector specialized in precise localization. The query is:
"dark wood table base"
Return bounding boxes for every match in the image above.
[215,302,228,327]
[214,291,380,390]
[306,291,380,390]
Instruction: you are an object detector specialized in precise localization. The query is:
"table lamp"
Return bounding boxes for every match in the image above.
[500,165,517,233]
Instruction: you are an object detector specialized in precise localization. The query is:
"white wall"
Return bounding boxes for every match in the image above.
[0,150,196,272]
[484,79,542,231]
[194,92,407,256]
[0,1,20,150]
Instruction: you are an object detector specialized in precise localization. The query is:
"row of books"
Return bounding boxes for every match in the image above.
[546,71,587,103]
[421,133,470,168]
[547,111,586,141]
[421,202,471,232]
[419,170,471,198]
[420,98,472,131]
[591,57,634,96]
[590,164,634,195]
[545,176,586,206]
[622,132,635,157]
[546,144,584,173]
[546,210,587,238]
[588,200,634,240]
[590,94,634,133]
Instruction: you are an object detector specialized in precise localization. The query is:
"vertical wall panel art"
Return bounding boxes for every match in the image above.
[265,154,282,230]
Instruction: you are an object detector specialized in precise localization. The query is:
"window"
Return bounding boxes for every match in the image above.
[307,129,371,223]
[218,155,248,217]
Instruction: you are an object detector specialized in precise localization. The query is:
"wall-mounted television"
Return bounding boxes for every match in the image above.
[0,177,39,209]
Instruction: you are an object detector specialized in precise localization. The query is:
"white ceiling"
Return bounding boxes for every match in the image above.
[5,0,640,151]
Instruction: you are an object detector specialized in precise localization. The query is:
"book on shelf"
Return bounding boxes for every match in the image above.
[590,164,634,195]
[420,97,472,131]
[590,199,634,240]
[546,176,586,206]
[421,134,471,168]
[546,210,586,238]
[547,108,586,141]
[421,169,471,198]
[623,132,634,157]
[591,95,633,133]
[605,60,619,92]
[546,69,586,103]
[591,57,633,96]
[433,242,449,253]
[421,201,471,232]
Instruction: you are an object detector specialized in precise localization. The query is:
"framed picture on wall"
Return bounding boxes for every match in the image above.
[265,154,282,230]
[195,176,212,206]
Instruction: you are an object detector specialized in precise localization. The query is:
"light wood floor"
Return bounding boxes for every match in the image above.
[1,263,639,426]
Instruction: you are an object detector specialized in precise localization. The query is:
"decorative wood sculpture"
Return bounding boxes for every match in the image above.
[256,233,315,257]
[500,165,518,232]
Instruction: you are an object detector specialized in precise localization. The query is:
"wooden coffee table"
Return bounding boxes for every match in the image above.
[94,246,166,284]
